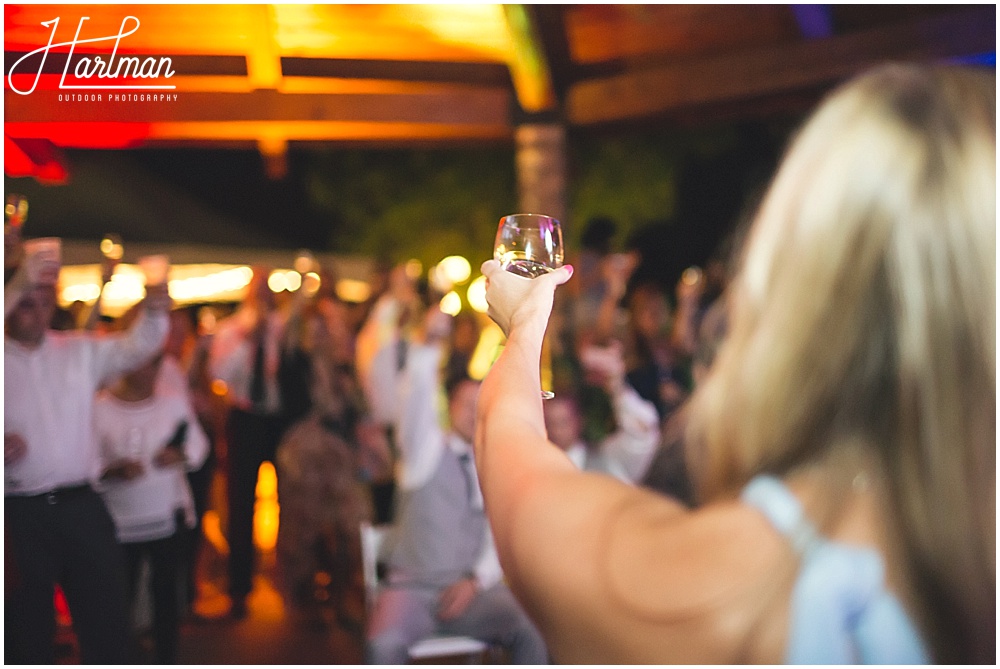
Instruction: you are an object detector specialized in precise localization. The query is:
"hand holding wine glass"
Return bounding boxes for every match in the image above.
[491,213,569,398]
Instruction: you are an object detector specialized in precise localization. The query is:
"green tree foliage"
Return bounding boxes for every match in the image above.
[300,121,789,279]
[304,148,517,269]
[567,132,679,249]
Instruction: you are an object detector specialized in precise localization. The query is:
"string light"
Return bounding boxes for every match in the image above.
[58,264,255,315]
[336,278,371,303]
[467,274,488,313]
[404,259,423,280]
[267,270,289,293]
[439,290,462,316]
[438,255,471,284]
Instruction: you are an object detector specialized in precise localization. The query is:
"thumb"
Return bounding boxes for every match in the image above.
[480,258,502,278]
[545,264,574,287]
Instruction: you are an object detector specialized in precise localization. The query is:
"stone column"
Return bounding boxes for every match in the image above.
[514,124,566,223]
[514,123,567,395]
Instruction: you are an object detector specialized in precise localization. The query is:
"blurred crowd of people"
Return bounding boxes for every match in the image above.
[4,205,730,663]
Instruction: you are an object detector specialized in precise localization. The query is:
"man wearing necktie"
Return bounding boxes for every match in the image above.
[359,298,547,664]
[209,266,304,619]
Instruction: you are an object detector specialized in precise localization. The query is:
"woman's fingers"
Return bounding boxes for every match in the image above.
[481,259,573,335]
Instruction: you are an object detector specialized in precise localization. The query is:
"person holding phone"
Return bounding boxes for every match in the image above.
[93,352,210,663]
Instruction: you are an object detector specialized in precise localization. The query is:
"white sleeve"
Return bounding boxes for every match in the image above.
[355,295,401,386]
[471,525,504,590]
[364,339,401,426]
[91,310,169,387]
[394,342,446,491]
[357,295,406,426]
[208,318,248,390]
[597,384,661,483]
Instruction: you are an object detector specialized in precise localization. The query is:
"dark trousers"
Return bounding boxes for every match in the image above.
[123,528,184,664]
[226,408,289,600]
[182,448,216,608]
[5,487,130,664]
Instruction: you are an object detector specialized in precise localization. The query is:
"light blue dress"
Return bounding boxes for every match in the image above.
[741,475,930,664]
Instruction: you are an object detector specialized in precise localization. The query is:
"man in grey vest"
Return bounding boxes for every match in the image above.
[361,297,547,664]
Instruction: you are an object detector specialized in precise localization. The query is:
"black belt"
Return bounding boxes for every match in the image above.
[231,406,284,420]
[9,483,93,505]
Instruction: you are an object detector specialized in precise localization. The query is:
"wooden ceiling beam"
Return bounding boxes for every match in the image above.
[529,5,574,102]
[279,58,511,86]
[565,5,800,66]
[502,4,556,112]
[2,52,249,76]
[4,119,512,147]
[246,4,282,90]
[568,6,995,125]
[2,50,510,85]
[146,121,511,143]
[4,86,512,126]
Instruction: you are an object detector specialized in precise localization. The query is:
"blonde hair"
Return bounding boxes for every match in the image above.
[686,64,995,662]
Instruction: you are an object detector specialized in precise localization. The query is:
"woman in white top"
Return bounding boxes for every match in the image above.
[95,352,209,663]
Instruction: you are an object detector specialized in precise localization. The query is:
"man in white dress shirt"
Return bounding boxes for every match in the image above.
[4,260,170,663]
[360,294,547,664]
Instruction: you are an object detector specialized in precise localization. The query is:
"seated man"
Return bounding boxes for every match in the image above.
[545,341,661,483]
[361,296,547,665]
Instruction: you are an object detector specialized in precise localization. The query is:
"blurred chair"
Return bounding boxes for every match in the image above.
[360,521,493,663]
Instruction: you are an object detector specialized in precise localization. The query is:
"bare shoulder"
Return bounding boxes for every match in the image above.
[505,474,797,663]
[590,491,795,662]
[605,492,787,597]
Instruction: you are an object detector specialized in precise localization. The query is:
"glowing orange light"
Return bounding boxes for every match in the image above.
[253,462,279,552]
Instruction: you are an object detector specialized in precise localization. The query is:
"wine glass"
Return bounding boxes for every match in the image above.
[494,213,564,279]
[99,233,123,291]
[99,233,124,263]
[494,213,564,398]
[5,193,28,228]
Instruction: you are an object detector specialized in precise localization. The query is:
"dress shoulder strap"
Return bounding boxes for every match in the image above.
[740,475,929,664]
[741,474,821,555]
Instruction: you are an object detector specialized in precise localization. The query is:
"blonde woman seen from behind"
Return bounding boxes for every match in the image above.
[474,64,994,664]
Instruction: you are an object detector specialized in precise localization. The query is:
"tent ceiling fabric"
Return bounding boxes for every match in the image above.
[4,4,994,164]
